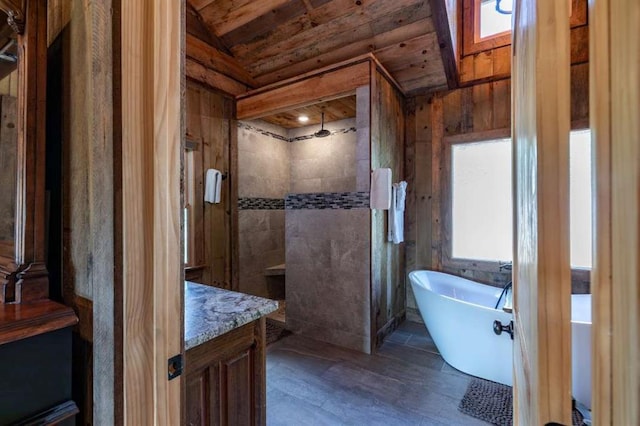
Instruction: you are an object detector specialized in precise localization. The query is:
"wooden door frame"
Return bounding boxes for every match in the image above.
[590,0,640,423]
[120,0,184,423]
[511,0,572,424]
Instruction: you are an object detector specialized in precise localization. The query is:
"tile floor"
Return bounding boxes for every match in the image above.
[266,321,490,426]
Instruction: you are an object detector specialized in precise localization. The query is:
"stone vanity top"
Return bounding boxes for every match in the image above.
[184,281,278,350]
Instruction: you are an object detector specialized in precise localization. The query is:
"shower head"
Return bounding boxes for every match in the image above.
[314,112,331,138]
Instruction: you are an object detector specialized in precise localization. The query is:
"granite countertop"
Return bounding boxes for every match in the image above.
[184,281,278,350]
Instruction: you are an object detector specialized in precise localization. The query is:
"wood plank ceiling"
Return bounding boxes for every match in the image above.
[187,0,448,94]
[261,95,356,128]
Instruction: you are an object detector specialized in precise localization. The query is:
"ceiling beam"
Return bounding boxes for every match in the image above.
[186,34,257,88]
[213,0,292,36]
[431,0,459,89]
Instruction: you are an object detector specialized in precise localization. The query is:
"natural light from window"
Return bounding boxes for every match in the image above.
[570,130,592,268]
[480,0,513,39]
[451,131,593,268]
[452,139,513,262]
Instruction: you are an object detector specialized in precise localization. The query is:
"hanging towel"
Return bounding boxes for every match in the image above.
[370,168,392,210]
[388,181,407,244]
[204,169,223,204]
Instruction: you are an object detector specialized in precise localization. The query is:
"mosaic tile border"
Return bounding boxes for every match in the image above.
[289,127,357,142]
[237,122,289,142]
[238,121,357,143]
[239,197,285,210]
[285,192,370,210]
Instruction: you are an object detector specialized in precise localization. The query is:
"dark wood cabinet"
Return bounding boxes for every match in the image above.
[186,318,266,426]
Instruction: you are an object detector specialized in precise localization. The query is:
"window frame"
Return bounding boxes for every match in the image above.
[462,0,588,56]
[441,126,591,283]
[183,136,206,276]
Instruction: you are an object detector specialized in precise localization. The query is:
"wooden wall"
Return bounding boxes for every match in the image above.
[405,63,590,315]
[185,81,234,288]
[0,71,18,97]
[47,1,116,423]
[370,66,405,347]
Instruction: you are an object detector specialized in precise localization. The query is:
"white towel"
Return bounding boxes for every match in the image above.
[388,181,407,244]
[370,168,392,210]
[204,169,222,204]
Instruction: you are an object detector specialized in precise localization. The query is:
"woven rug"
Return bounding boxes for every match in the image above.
[459,378,584,426]
[266,319,290,345]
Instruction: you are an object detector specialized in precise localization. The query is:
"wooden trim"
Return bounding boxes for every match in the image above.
[0,0,50,303]
[368,54,405,96]
[229,104,239,292]
[431,96,443,270]
[0,0,25,34]
[431,0,459,89]
[589,0,611,423]
[462,0,587,57]
[120,0,183,423]
[237,53,375,100]
[0,299,77,345]
[443,127,510,144]
[462,0,511,56]
[236,61,369,120]
[13,400,79,426]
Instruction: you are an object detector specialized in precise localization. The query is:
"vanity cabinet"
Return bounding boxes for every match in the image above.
[185,318,266,426]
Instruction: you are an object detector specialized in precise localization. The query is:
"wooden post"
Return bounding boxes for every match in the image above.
[120,0,183,423]
[590,0,640,423]
[511,0,572,424]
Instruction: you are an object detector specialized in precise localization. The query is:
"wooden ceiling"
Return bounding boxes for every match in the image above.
[261,95,356,129]
[187,0,448,94]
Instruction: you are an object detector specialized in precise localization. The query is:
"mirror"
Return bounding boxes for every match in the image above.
[0,12,17,253]
[0,0,50,304]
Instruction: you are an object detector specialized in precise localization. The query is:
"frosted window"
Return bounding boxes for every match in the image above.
[450,131,593,268]
[570,130,592,268]
[451,139,513,262]
[480,0,513,39]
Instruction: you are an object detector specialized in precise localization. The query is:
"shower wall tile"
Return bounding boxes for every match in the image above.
[290,118,358,193]
[238,209,285,298]
[286,209,371,353]
[238,120,290,199]
[356,86,371,192]
[237,119,288,297]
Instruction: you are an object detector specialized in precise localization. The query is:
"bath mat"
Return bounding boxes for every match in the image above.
[266,318,290,345]
[458,378,584,426]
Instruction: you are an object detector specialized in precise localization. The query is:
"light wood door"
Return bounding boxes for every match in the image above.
[511,0,572,424]
[121,0,184,424]
[589,0,640,423]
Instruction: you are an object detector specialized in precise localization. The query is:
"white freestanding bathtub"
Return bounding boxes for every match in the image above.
[409,270,592,409]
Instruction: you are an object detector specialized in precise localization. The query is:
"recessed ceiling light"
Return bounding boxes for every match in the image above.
[298,115,309,123]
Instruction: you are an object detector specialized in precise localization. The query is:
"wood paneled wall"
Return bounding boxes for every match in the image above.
[47,1,116,423]
[370,66,405,347]
[185,81,234,288]
[405,64,590,312]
